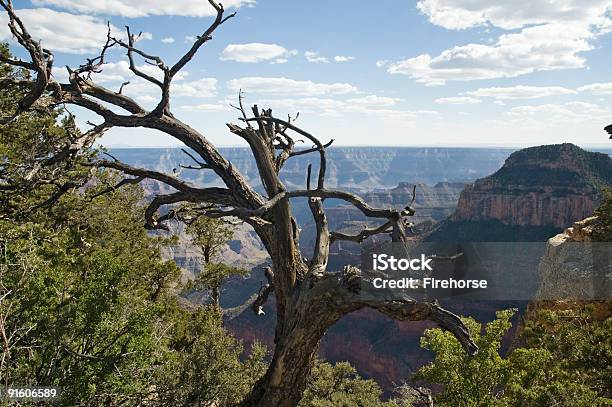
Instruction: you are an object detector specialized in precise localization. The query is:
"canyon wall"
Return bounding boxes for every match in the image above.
[430,144,612,242]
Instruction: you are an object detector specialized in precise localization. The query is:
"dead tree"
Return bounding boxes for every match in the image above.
[0,1,477,405]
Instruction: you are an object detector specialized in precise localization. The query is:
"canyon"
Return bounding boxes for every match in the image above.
[112,146,511,191]
[112,144,612,391]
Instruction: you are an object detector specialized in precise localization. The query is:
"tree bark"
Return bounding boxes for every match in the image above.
[241,263,336,407]
[243,318,323,406]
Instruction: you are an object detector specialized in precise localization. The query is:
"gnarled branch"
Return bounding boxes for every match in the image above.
[0,0,53,123]
[244,116,330,189]
[330,221,393,244]
[307,266,478,355]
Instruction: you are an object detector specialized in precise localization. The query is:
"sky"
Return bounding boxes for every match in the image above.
[3,0,612,148]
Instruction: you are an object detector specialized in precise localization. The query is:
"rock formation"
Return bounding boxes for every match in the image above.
[513,215,612,352]
[536,216,610,301]
[429,144,612,242]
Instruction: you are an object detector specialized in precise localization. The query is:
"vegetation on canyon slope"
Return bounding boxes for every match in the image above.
[0,178,267,405]
[415,306,611,406]
[0,48,266,404]
[416,195,612,406]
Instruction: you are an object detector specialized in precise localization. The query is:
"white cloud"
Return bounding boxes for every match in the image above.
[184,36,197,43]
[334,55,355,62]
[435,96,481,105]
[89,61,146,83]
[172,78,217,97]
[577,82,612,94]
[251,97,417,119]
[136,32,153,41]
[416,0,610,30]
[271,58,288,64]
[416,110,440,115]
[389,25,595,85]
[220,43,295,63]
[227,77,358,97]
[0,8,119,54]
[507,101,608,121]
[376,60,389,68]
[346,95,401,107]
[178,103,230,112]
[135,95,158,104]
[161,37,175,44]
[237,93,416,120]
[466,85,576,100]
[119,76,216,99]
[32,0,256,18]
[51,67,70,83]
[247,98,343,117]
[388,1,612,84]
[304,51,329,63]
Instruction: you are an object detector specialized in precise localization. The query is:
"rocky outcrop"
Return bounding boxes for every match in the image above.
[429,144,612,242]
[561,216,598,242]
[453,144,611,228]
[452,183,597,228]
[512,216,612,351]
[536,216,610,301]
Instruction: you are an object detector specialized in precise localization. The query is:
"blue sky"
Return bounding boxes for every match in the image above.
[3,0,612,148]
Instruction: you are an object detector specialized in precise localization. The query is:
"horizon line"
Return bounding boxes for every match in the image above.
[103,143,612,150]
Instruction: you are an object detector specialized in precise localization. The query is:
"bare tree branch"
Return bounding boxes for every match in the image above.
[307,266,478,355]
[329,185,416,244]
[87,176,144,201]
[180,148,211,170]
[290,139,334,159]
[0,0,53,123]
[169,1,235,78]
[330,221,393,244]
[243,116,329,189]
[371,300,478,355]
[95,160,201,193]
[221,188,413,220]
[114,25,164,88]
[306,165,329,273]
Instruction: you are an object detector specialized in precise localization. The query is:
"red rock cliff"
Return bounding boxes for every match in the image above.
[451,144,611,229]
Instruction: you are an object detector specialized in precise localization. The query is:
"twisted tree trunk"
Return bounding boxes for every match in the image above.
[243,260,339,406]
[245,315,323,406]
[241,257,478,406]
